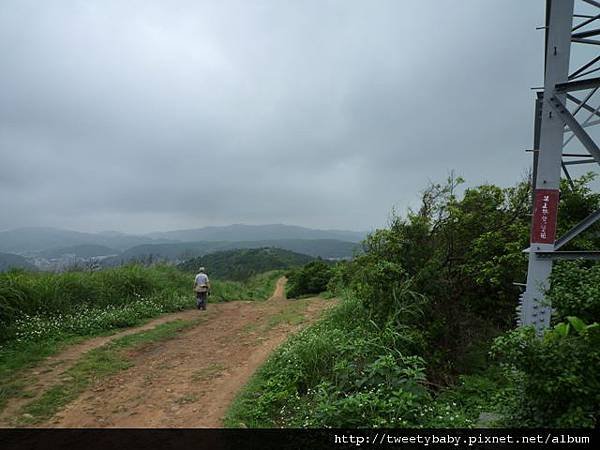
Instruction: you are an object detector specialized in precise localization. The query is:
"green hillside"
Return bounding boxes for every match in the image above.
[178,247,314,280]
[0,227,172,254]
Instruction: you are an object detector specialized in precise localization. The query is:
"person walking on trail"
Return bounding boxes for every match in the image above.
[194,267,210,310]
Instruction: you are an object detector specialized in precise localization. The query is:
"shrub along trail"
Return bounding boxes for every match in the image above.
[0,277,335,427]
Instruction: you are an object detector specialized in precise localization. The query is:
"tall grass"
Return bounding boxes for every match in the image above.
[225,286,478,428]
[0,265,188,340]
[0,265,283,344]
[225,293,470,428]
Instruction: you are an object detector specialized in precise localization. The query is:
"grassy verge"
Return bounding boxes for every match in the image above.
[211,270,283,302]
[224,298,360,428]
[14,318,201,426]
[0,265,190,331]
[1,266,282,345]
[427,367,508,427]
[224,295,474,428]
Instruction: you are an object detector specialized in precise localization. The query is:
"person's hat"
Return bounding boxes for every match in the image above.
[198,267,205,272]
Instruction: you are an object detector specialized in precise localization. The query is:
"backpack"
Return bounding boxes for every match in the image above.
[194,284,209,293]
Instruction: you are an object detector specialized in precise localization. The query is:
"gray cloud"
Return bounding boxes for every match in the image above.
[1,0,549,233]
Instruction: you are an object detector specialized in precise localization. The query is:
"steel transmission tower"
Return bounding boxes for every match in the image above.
[520,0,600,332]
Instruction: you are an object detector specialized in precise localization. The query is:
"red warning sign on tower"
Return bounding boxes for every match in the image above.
[531,189,559,244]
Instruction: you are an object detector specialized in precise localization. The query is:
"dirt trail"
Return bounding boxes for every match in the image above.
[2,278,335,428]
[0,305,205,425]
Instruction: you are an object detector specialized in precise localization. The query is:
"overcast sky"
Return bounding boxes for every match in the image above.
[1,0,550,233]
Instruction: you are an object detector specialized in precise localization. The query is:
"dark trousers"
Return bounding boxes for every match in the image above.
[196,291,207,309]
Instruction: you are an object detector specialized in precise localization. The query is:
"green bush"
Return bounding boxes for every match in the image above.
[286,260,333,298]
[331,177,532,382]
[492,319,600,427]
[549,261,600,323]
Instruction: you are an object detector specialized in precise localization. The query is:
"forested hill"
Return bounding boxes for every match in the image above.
[105,238,357,264]
[177,247,314,280]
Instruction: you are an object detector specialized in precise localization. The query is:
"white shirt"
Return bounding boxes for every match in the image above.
[195,273,209,285]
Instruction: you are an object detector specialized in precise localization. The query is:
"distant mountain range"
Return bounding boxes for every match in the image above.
[0,224,366,271]
[0,224,366,255]
[0,227,173,254]
[146,224,365,244]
